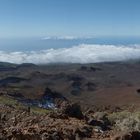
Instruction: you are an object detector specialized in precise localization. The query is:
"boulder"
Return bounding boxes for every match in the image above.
[61,103,83,119]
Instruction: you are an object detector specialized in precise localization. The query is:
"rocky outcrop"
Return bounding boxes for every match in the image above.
[79,66,102,72]
[60,103,84,119]
[111,131,140,140]
[43,87,66,100]
[4,87,67,109]
[90,66,102,72]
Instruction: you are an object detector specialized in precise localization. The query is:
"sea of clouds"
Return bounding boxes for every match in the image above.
[0,44,140,64]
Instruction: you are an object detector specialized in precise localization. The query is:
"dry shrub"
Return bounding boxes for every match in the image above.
[108,111,140,131]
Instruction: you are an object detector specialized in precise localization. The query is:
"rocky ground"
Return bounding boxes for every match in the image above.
[1,97,140,140]
[1,61,140,139]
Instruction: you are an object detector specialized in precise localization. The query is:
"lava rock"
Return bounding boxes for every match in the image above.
[62,103,83,119]
[111,132,132,140]
[75,126,93,138]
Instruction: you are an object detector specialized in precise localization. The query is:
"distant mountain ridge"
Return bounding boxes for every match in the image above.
[0,62,37,71]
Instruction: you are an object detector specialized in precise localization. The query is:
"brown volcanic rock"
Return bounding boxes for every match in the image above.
[0,103,115,140]
[111,132,131,140]
[111,131,140,140]
[60,103,84,119]
[75,125,93,138]
[2,103,140,140]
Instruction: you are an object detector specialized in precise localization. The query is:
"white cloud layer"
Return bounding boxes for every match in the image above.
[41,36,93,40]
[0,44,140,64]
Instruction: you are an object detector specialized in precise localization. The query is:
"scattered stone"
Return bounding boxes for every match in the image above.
[111,132,132,140]
[75,126,93,138]
[93,126,104,133]
[94,112,107,121]
[111,131,140,140]
[48,111,68,119]
[1,99,138,140]
[1,114,6,121]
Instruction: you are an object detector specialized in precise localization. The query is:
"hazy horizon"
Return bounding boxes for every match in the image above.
[0,0,140,64]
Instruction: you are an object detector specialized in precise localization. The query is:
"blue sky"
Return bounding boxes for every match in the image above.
[0,0,140,38]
